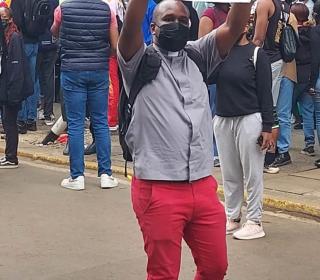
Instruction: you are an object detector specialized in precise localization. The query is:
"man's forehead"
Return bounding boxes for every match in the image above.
[156,0,189,18]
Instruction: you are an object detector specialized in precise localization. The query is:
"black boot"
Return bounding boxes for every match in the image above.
[84,141,96,155]
[17,121,27,134]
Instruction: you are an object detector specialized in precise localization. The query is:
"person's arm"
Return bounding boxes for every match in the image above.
[309,27,320,90]
[198,16,214,38]
[253,0,272,47]
[50,6,61,37]
[215,3,252,58]
[256,48,274,149]
[109,10,119,55]
[118,0,148,62]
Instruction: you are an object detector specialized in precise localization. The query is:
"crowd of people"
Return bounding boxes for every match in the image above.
[0,0,320,279]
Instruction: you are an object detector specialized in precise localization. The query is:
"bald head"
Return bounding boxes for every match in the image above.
[152,0,190,26]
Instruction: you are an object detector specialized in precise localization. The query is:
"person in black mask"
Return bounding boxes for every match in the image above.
[118,0,253,279]
[0,7,32,168]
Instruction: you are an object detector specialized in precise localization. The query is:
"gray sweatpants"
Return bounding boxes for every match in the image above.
[213,113,265,223]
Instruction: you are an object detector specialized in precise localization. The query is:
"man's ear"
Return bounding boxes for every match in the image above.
[150,22,156,35]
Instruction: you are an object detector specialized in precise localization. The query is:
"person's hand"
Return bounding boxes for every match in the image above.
[260,132,273,151]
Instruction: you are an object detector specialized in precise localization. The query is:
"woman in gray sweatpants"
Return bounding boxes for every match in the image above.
[213,22,274,240]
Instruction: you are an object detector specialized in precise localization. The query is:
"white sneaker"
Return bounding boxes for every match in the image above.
[233,220,266,240]
[100,174,118,189]
[109,125,119,132]
[226,219,241,235]
[61,176,85,191]
[38,109,45,120]
[263,165,280,174]
[44,115,55,126]
[0,156,6,163]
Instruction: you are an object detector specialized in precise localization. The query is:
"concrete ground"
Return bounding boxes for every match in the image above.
[0,160,319,280]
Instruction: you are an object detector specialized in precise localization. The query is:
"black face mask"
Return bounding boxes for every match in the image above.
[157,22,189,52]
[1,19,8,29]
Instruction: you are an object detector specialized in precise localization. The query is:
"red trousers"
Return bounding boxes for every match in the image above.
[108,55,119,127]
[131,176,228,280]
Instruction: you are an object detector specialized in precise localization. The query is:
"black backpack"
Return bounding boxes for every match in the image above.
[118,45,214,176]
[23,0,51,37]
[279,2,300,63]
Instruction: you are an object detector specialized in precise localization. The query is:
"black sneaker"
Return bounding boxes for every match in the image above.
[294,123,303,130]
[270,152,292,167]
[84,142,96,155]
[301,146,315,156]
[27,121,37,131]
[17,121,27,134]
[0,159,18,169]
[315,159,320,168]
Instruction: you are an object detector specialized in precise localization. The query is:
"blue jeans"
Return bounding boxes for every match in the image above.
[61,70,111,179]
[276,77,294,154]
[314,76,320,146]
[17,43,38,122]
[295,83,317,147]
[208,84,218,158]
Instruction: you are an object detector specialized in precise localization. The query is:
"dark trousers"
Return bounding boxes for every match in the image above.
[2,104,20,163]
[36,50,58,118]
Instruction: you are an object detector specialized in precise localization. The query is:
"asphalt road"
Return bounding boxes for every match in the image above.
[0,160,319,280]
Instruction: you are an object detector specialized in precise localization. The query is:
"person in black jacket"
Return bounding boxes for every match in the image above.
[214,21,274,240]
[291,3,317,156]
[0,7,32,168]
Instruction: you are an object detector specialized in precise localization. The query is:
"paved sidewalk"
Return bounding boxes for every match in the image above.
[0,115,319,218]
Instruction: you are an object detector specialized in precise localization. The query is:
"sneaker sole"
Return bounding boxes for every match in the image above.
[61,185,85,191]
[233,231,266,240]
[100,184,118,189]
[272,159,292,167]
[301,151,316,156]
[263,169,280,174]
[0,165,18,169]
[226,228,241,235]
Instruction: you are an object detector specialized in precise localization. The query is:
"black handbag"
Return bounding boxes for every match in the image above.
[279,3,300,63]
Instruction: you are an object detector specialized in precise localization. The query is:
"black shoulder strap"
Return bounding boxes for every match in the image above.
[184,46,207,84]
[128,45,162,108]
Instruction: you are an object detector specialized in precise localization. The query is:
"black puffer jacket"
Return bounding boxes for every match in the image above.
[0,32,33,106]
[310,25,320,88]
[296,25,312,83]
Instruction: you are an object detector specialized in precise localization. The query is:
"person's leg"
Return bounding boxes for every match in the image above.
[40,50,58,120]
[3,104,20,163]
[273,77,294,166]
[236,113,265,223]
[271,60,284,106]
[25,43,39,124]
[61,71,87,179]
[17,44,37,125]
[87,70,112,176]
[183,176,227,280]
[314,77,320,167]
[131,178,192,280]
[299,84,315,151]
[276,77,294,154]
[213,116,244,221]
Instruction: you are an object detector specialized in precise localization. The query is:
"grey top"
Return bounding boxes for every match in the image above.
[117,31,222,181]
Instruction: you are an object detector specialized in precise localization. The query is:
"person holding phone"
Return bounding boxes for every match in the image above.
[214,19,274,240]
